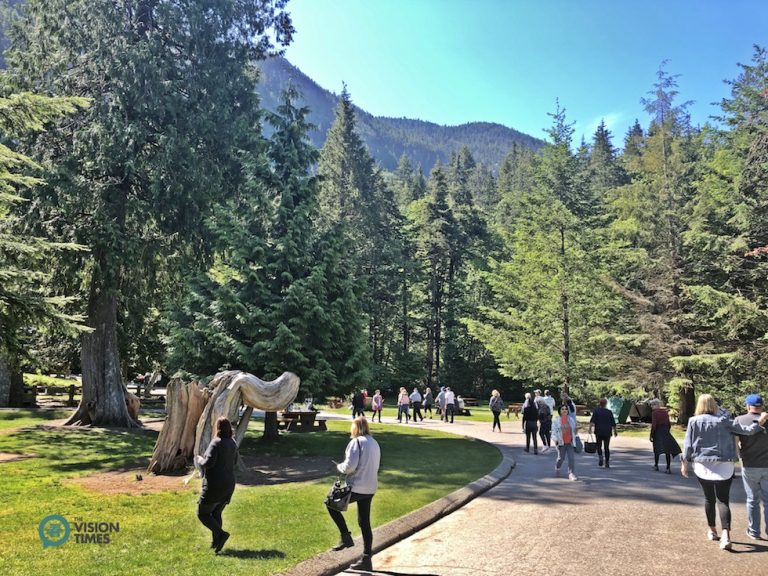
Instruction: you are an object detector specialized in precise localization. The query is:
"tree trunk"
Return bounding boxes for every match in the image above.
[0,354,11,407]
[678,382,695,426]
[262,411,280,443]
[66,286,140,427]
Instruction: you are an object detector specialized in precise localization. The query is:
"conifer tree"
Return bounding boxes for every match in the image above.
[5,0,293,426]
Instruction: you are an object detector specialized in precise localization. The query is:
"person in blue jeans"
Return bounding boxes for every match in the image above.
[588,398,617,468]
[733,394,768,540]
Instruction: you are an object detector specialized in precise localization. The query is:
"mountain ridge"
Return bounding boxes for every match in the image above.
[256,57,544,173]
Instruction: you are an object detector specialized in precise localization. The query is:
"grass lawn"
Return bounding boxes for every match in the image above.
[0,409,500,576]
[0,408,72,431]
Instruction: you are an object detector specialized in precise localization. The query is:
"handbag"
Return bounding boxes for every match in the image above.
[584,434,598,454]
[324,478,352,511]
[574,434,584,454]
[324,438,361,511]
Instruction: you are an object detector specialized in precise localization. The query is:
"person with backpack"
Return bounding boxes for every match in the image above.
[535,392,552,452]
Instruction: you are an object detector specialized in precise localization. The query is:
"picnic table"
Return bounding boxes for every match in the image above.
[278,410,327,432]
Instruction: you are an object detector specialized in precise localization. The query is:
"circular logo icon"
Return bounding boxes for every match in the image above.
[39,515,70,548]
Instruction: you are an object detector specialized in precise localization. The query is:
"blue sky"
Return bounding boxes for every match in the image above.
[283,0,768,145]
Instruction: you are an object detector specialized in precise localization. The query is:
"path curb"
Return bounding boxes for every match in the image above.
[280,436,515,576]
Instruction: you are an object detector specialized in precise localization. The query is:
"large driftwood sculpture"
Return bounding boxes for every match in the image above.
[148,370,299,474]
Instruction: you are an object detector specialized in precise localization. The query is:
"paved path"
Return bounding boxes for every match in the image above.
[337,417,768,576]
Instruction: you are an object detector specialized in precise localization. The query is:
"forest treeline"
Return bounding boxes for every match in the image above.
[0,1,766,426]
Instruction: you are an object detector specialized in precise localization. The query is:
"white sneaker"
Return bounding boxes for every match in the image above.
[720,534,732,550]
[568,473,578,481]
[707,530,719,541]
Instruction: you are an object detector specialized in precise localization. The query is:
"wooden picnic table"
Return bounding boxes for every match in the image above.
[279,411,327,432]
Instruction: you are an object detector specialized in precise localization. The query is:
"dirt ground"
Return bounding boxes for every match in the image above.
[0,452,36,463]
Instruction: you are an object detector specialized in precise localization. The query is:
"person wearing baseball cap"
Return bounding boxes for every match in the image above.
[733,394,768,541]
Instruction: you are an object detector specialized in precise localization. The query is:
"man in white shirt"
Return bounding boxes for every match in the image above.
[444,388,456,423]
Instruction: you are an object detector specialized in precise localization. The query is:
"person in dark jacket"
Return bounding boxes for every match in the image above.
[352,389,366,418]
[650,399,681,473]
[733,394,768,540]
[196,416,238,553]
[588,398,617,468]
[522,392,539,454]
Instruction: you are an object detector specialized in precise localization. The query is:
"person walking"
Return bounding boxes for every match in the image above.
[397,387,410,423]
[650,399,681,473]
[552,405,578,481]
[521,392,539,454]
[543,389,556,414]
[444,387,456,423]
[489,390,504,432]
[371,389,383,423]
[423,387,434,419]
[327,416,381,572]
[588,398,617,468]
[681,394,768,550]
[436,386,446,421]
[196,417,238,553]
[410,387,424,422]
[352,389,365,419]
[535,392,552,452]
[733,394,768,540]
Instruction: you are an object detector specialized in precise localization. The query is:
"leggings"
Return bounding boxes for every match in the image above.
[198,498,228,542]
[492,411,501,431]
[596,435,611,463]
[655,453,672,469]
[412,402,423,421]
[539,420,551,446]
[424,403,433,417]
[525,423,538,451]
[327,492,374,555]
[696,475,733,530]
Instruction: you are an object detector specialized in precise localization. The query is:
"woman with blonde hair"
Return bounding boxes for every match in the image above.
[682,394,768,550]
[327,416,381,572]
[489,390,504,432]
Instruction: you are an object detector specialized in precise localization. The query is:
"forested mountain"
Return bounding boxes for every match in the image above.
[256,57,544,173]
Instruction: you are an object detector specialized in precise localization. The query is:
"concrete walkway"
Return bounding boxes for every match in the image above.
[335,417,768,576]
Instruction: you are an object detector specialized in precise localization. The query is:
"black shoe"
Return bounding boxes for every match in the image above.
[332,532,354,551]
[605,462,610,468]
[653,465,659,471]
[350,554,373,571]
[214,531,230,554]
[598,459,604,467]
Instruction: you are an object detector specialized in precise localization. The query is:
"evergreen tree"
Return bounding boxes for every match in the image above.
[6,0,293,426]
[0,90,87,405]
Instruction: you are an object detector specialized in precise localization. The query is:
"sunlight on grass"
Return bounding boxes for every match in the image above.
[0,410,500,576]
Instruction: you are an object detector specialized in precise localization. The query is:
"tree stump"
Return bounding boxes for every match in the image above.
[147,379,210,474]
[148,370,299,474]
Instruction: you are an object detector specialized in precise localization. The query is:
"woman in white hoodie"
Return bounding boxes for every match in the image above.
[327,416,381,572]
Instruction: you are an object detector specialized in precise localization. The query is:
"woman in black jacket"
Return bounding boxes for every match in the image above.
[196,416,238,553]
[522,392,539,454]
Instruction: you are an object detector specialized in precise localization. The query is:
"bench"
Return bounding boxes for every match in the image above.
[462,397,478,407]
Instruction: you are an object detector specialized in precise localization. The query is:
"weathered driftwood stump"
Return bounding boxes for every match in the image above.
[147,378,209,474]
[148,370,299,474]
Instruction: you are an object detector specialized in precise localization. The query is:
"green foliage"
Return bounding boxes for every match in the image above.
[0,90,88,358]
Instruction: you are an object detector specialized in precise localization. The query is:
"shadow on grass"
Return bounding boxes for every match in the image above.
[218,548,286,559]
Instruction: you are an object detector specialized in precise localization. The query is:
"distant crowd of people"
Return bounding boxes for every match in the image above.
[350,385,464,424]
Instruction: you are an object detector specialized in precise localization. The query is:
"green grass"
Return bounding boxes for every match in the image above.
[0,410,500,576]
[23,373,80,387]
[0,408,72,431]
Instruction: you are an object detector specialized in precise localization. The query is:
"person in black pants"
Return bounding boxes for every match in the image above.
[196,417,238,553]
[328,416,382,572]
[588,398,617,467]
[521,392,539,454]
